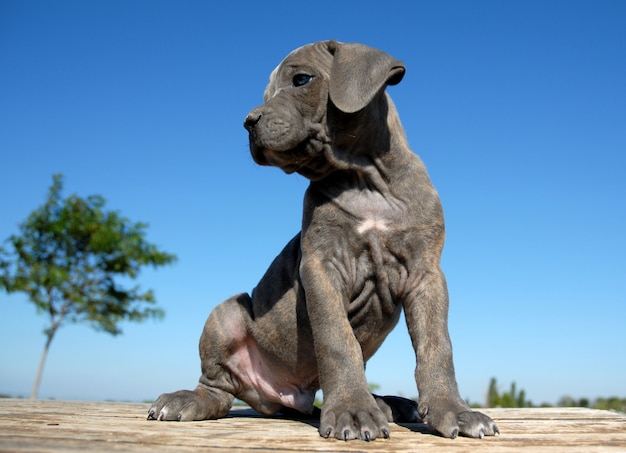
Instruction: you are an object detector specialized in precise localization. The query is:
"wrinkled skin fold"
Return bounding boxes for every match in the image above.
[148,40,499,442]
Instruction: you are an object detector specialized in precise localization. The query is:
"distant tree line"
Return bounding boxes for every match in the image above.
[469,378,626,413]
[555,395,626,413]
[3,380,626,414]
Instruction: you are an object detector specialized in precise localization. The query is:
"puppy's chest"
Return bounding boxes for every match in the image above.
[355,223,409,279]
[341,201,414,294]
[315,184,423,294]
[356,215,392,235]
[337,189,409,239]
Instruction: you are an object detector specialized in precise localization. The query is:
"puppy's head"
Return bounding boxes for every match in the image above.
[244,41,405,180]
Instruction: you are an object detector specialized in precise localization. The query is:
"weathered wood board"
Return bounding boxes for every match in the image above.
[0,399,625,452]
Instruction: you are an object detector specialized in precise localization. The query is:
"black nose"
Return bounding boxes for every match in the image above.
[244,111,261,131]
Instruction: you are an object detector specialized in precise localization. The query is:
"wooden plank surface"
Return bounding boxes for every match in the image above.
[0,399,625,452]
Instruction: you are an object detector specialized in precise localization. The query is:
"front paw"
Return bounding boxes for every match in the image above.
[320,395,391,441]
[419,400,499,439]
[148,389,214,421]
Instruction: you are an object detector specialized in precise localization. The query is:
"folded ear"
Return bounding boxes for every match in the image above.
[326,40,406,114]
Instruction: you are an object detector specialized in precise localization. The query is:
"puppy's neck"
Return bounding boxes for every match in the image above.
[321,93,412,181]
[327,93,391,157]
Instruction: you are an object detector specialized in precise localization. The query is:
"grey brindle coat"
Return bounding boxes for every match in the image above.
[148,41,498,442]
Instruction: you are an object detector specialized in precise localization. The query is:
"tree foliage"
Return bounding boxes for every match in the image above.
[558,395,626,413]
[486,377,531,408]
[0,174,177,397]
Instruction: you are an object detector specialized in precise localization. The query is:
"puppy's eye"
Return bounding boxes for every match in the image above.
[293,74,313,87]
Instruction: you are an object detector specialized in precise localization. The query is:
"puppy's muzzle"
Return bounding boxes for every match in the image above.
[244,110,270,166]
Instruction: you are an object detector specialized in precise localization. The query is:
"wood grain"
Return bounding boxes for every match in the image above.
[1,399,625,452]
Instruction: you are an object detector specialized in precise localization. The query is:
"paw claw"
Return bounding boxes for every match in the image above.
[382,428,390,439]
[320,397,389,442]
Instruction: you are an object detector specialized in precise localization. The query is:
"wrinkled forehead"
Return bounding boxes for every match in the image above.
[263,42,332,101]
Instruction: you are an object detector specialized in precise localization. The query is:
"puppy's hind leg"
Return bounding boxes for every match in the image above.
[374,395,421,423]
[148,294,252,421]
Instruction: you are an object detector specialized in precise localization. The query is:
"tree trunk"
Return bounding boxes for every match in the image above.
[30,330,56,400]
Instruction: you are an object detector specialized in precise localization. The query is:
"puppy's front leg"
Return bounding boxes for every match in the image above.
[404,268,499,438]
[300,254,390,442]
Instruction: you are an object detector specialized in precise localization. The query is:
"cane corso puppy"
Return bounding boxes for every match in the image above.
[148,40,499,442]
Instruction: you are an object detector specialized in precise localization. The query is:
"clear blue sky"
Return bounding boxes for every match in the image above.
[1,0,624,406]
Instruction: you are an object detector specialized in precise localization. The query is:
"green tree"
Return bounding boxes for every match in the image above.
[485,377,531,408]
[487,377,499,407]
[557,395,580,407]
[0,174,176,399]
[594,397,626,413]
